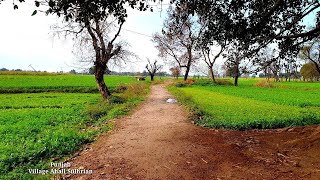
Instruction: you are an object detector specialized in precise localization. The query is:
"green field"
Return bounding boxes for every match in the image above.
[0,75,138,93]
[0,74,149,179]
[170,78,320,130]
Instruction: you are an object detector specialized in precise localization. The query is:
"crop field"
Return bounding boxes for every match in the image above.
[0,75,138,93]
[169,78,320,130]
[0,74,149,179]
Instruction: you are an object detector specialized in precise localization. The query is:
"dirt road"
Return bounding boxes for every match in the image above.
[64,84,320,179]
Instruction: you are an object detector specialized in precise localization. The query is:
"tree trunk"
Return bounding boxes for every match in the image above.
[184,66,190,81]
[234,75,239,86]
[209,66,216,83]
[150,74,154,81]
[234,61,240,86]
[95,62,111,100]
[184,48,192,81]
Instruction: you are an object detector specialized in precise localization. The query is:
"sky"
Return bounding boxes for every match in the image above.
[0,1,170,73]
[0,1,318,73]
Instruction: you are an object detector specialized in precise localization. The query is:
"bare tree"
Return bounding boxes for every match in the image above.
[152,4,202,81]
[52,17,134,100]
[225,45,255,86]
[170,67,181,79]
[9,0,155,100]
[201,41,227,83]
[70,25,136,75]
[145,58,163,81]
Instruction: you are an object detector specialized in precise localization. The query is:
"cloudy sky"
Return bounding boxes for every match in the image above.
[0,1,317,73]
[0,1,170,73]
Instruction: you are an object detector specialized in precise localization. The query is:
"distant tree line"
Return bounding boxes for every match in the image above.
[153,0,320,85]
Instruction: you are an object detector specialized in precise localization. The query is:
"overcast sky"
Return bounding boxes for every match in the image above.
[0,1,169,73]
[0,2,317,73]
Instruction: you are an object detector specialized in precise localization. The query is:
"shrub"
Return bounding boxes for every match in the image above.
[255,79,274,88]
[86,102,110,121]
[108,95,126,104]
[193,79,214,86]
[120,83,149,100]
[115,84,127,93]
[175,83,187,87]
[215,79,233,86]
[185,79,195,85]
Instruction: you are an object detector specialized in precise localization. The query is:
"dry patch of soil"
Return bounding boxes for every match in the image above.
[61,84,320,179]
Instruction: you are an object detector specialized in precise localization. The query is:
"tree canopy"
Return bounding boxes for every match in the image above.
[300,63,320,81]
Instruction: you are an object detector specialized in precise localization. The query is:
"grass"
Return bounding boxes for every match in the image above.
[0,74,150,179]
[169,78,320,130]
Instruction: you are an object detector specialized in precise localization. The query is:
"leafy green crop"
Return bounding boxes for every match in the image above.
[0,75,149,179]
[0,75,138,93]
[169,81,320,130]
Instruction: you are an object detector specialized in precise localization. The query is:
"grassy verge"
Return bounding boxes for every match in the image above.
[168,80,320,130]
[0,83,149,179]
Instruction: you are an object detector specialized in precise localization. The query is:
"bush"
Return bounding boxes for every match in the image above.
[108,95,126,104]
[193,79,214,86]
[121,83,148,99]
[192,79,232,86]
[185,79,195,84]
[255,79,274,88]
[215,79,233,86]
[86,102,110,121]
[115,84,127,93]
[175,83,187,87]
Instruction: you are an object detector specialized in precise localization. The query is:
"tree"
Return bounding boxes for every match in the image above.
[145,58,162,81]
[170,67,180,79]
[152,4,202,81]
[88,66,95,75]
[224,46,255,86]
[173,0,320,85]
[176,0,320,57]
[300,63,320,81]
[69,69,77,74]
[200,40,227,83]
[4,0,156,100]
[0,68,9,71]
[300,39,320,75]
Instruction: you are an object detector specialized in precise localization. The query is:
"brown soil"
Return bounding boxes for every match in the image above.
[61,84,320,180]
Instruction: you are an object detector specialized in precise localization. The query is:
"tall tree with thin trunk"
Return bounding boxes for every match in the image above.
[152,4,202,81]
[201,41,227,83]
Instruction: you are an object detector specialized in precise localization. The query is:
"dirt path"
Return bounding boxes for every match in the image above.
[64,84,320,179]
